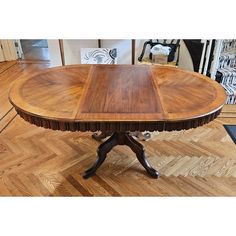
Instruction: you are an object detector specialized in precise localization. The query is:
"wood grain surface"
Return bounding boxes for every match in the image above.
[9,64,226,132]
[1,60,236,196]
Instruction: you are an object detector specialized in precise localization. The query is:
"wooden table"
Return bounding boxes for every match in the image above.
[9,65,226,179]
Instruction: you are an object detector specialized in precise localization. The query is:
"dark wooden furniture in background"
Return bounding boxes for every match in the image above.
[131,39,135,65]
[9,65,226,178]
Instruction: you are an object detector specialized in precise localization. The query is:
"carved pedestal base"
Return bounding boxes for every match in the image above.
[91,131,113,141]
[92,131,151,141]
[84,132,159,179]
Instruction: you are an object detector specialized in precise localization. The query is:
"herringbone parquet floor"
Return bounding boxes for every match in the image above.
[1,61,236,196]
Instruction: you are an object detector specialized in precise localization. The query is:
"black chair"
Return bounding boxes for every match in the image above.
[138,39,181,65]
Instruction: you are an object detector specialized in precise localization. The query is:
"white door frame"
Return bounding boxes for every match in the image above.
[203,39,213,75]
[210,40,223,79]
[0,40,18,61]
[0,41,5,62]
[14,40,23,59]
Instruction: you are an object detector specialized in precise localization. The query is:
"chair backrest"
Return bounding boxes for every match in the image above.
[138,39,181,65]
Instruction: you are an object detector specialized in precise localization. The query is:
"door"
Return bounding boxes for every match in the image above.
[0,41,5,62]
[0,40,18,61]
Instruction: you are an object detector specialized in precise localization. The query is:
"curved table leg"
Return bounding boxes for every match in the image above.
[83,132,159,179]
[83,133,118,179]
[124,133,159,178]
[84,132,159,179]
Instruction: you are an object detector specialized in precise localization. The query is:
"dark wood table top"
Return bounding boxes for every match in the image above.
[9,64,226,132]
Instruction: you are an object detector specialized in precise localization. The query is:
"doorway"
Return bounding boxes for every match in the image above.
[0,44,5,62]
[19,39,50,61]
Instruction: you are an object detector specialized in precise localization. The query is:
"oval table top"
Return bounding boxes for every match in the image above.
[9,64,226,132]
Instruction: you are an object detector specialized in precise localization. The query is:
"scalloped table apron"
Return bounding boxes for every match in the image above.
[9,65,226,179]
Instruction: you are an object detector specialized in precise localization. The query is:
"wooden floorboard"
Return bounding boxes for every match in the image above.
[0,61,17,74]
[0,108,17,133]
[1,60,236,196]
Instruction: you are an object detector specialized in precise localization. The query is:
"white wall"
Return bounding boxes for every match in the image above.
[47,40,62,67]
[63,40,98,65]
[48,39,194,71]
[178,40,194,71]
